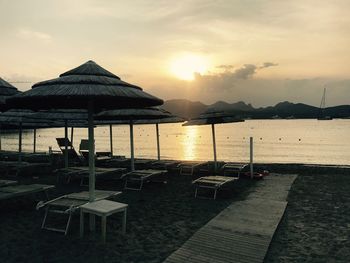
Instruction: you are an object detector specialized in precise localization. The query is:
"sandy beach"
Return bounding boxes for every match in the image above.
[1,165,349,262]
[265,170,350,263]
[0,170,255,263]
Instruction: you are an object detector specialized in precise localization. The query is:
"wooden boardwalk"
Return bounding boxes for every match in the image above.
[163,173,297,263]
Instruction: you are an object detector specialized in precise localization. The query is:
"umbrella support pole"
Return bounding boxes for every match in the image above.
[130,121,135,171]
[88,102,96,202]
[70,127,74,145]
[211,124,217,173]
[0,126,2,151]
[64,120,68,169]
[156,123,160,161]
[109,124,113,156]
[33,128,37,153]
[18,122,23,163]
[250,137,254,179]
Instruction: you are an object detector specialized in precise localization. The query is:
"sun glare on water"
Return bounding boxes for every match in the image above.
[170,54,208,81]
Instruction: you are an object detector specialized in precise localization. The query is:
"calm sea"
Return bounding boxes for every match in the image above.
[2,119,350,165]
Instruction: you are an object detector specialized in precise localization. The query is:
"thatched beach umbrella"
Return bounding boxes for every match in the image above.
[96,108,172,171]
[7,60,163,201]
[0,77,21,112]
[183,111,244,172]
[0,109,56,160]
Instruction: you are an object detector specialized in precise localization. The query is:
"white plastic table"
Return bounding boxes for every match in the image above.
[80,200,128,243]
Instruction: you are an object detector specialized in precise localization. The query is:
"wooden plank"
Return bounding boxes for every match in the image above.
[163,174,297,263]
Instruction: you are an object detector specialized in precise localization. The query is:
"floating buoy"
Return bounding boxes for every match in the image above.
[279,138,281,141]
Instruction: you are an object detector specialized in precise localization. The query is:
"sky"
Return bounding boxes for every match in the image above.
[0,0,349,107]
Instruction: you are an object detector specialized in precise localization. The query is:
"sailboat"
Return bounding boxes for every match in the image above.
[317,88,332,120]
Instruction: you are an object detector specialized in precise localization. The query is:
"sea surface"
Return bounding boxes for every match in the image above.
[1,119,350,165]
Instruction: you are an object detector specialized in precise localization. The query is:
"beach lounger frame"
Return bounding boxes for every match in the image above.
[79,139,113,165]
[0,179,17,187]
[221,163,248,177]
[192,176,239,200]
[0,183,55,201]
[56,166,127,186]
[124,169,167,190]
[79,167,127,186]
[37,190,121,235]
[56,137,82,164]
[149,160,181,171]
[178,161,207,176]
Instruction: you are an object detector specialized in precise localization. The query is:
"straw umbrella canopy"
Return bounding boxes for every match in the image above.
[183,111,244,172]
[95,108,173,170]
[0,109,57,159]
[0,78,21,112]
[7,60,163,201]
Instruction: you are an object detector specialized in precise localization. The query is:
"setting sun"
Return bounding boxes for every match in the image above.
[170,54,209,81]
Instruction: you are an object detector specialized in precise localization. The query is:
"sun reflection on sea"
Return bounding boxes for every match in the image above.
[181,126,198,160]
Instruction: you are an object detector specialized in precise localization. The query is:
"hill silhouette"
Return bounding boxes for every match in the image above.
[161,99,350,119]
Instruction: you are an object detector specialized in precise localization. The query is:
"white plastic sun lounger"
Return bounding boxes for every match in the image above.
[192,176,239,200]
[124,169,167,190]
[36,190,122,235]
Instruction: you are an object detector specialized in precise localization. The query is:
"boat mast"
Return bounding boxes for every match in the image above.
[318,87,329,119]
[319,88,326,109]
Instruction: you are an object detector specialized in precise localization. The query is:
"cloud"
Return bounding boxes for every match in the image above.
[192,64,259,92]
[195,62,277,86]
[216,64,234,70]
[16,29,52,43]
[260,62,278,68]
[231,64,257,79]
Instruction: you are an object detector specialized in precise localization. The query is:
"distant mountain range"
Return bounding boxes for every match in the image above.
[161,99,350,119]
